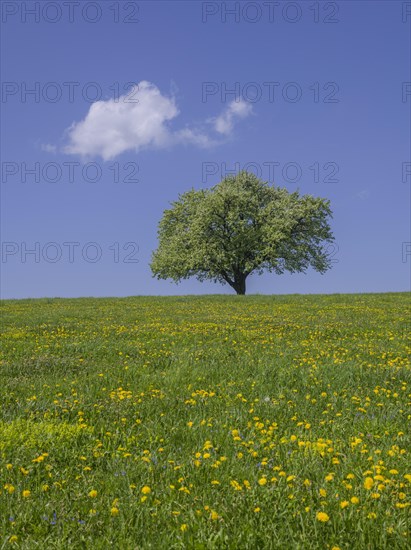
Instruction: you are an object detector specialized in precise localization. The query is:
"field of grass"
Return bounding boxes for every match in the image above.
[1,292,410,549]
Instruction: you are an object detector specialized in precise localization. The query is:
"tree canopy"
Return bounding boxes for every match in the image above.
[150,171,334,294]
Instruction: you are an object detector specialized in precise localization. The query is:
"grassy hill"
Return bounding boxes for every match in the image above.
[1,293,410,548]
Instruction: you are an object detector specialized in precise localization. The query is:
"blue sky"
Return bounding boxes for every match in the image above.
[1,0,410,298]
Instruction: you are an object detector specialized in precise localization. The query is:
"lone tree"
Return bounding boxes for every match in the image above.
[151,171,334,295]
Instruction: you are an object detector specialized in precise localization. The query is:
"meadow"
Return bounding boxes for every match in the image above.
[1,293,410,549]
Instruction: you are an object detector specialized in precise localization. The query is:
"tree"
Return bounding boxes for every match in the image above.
[150,171,334,295]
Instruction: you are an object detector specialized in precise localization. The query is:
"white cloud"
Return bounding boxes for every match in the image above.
[64,81,179,160]
[59,82,251,160]
[41,143,57,153]
[174,128,215,148]
[213,100,253,136]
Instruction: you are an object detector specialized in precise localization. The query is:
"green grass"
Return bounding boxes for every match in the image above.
[1,293,410,549]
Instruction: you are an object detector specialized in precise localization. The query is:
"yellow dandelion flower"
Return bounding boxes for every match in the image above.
[258,477,267,486]
[141,486,151,495]
[364,477,374,490]
[88,490,98,498]
[22,490,31,498]
[111,507,119,516]
[180,524,188,532]
[351,496,359,504]
[340,501,349,509]
[316,512,330,522]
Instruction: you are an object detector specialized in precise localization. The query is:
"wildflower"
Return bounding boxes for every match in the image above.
[319,488,327,497]
[141,486,151,495]
[258,477,267,486]
[364,477,374,490]
[351,497,359,504]
[316,512,330,522]
[9,535,18,543]
[210,510,219,520]
[340,501,349,509]
[6,464,13,470]
[111,507,119,516]
[88,490,98,498]
[230,480,242,491]
[254,507,261,513]
[22,490,31,498]
[180,524,188,532]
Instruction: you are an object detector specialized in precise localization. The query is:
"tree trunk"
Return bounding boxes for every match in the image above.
[232,274,246,295]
